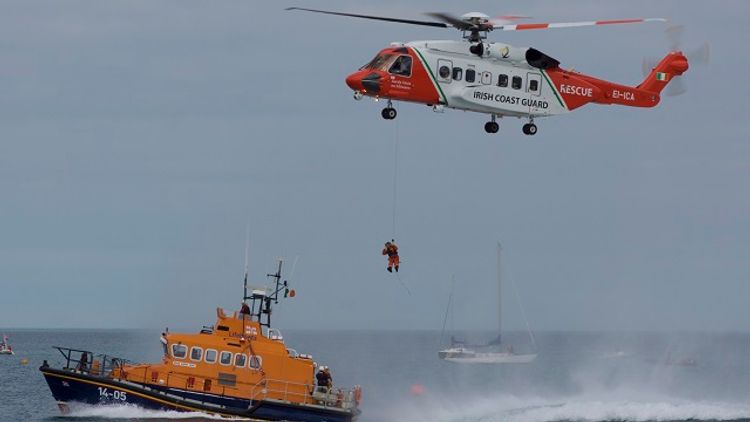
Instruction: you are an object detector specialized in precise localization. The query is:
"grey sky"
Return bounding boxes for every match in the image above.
[0,0,747,332]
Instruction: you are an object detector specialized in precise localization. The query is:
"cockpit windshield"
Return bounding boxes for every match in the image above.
[361,53,394,71]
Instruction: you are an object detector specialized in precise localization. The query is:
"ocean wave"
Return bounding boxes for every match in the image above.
[389,395,750,422]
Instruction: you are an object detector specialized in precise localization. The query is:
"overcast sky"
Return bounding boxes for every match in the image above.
[0,0,747,331]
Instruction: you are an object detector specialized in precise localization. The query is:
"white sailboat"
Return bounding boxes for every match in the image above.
[0,334,14,355]
[438,242,537,364]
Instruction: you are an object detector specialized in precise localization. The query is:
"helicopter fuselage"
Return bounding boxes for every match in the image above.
[345,40,688,133]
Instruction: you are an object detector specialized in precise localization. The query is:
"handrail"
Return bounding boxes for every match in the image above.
[52,346,135,376]
[250,378,358,410]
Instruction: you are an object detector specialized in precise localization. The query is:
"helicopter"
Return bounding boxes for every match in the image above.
[286,8,689,135]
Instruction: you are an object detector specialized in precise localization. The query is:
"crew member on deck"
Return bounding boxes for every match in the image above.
[316,366,332,393]
[77,352,89,372]
[382,240,400,273]
[160,332,168,355]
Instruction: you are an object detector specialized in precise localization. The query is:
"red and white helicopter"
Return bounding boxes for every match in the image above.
[287,8,690,135]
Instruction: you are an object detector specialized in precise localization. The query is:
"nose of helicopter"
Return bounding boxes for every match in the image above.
[345,73,361,90]
[346,71,382,94]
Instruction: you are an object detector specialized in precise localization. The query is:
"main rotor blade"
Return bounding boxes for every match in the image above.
[425,12,475,30]
[493,17,666,31]
[285,7,449,28]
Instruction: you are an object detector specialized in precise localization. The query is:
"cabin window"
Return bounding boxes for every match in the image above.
[452,67,463,81]
[205,349,217,364]
[438,65,451,79]
[190,347,203,362]
[498,74,508,87]
[234,353,247,367]
[388,55,412,77]
[481,71,492,85]
[512,76,523,90]
[219,351,232,366]
[171,344,187,359]
[529,79,539,92]
[465,69,476,83]
[249,355,263,370]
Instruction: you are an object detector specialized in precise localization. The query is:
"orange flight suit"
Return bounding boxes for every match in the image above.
[382,242,400,272]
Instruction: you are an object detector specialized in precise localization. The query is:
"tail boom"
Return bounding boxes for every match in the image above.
[545,51,689,110]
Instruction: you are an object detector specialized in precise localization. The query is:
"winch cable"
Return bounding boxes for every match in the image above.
[389,108,411,296]
[391,111,399,239]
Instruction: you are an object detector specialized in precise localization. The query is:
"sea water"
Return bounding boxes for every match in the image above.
[1,329,750,422]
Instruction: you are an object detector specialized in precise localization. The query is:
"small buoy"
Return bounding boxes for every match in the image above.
[409,384,425,396]
[20,358,29,365]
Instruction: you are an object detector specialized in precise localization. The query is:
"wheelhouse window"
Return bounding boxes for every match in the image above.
[452,67,463,81]
[512,76,523,90]
[388,55,412,77]
[234,353,247,367]
[528,79,539,92]
[498,74,508,87]
[249,355,262,370]
[190,347,203,362]
[219,351,232,366]
[205,349,217,364]
[171,344,187,359]
[465,69,476,83]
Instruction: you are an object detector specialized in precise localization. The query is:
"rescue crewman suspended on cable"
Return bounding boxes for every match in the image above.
[382,240,400,273]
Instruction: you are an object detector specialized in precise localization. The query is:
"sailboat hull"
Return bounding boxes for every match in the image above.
[438,349,536,364]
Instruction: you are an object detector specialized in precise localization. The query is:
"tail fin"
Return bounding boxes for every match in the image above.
[638,51,689,94]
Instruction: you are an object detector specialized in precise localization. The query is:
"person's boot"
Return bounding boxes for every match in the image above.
[387,267,392,273]
[395,265,399,272]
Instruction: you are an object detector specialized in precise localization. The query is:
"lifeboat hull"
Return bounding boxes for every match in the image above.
[41,367,359,422]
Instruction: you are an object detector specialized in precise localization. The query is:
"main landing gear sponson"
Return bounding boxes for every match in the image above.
[381,100,397,120]
[484,115,499,134]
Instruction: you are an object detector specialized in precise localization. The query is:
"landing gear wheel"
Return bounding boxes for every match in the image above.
[522,123,538,135]
[381,107,397,120]
[484,121,499,133]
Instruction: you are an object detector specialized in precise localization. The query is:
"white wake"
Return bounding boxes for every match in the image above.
[389,395,750,422]
[63,402,250,420]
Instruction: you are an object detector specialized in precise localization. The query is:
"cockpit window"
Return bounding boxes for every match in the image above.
[388,55,412,77]
[362,53,395,71]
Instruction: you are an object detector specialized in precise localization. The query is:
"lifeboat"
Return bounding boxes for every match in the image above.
[39,259,362,421]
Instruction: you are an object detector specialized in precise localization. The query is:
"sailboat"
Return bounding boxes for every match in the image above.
[0,334,14,355]
[438,242,537,364]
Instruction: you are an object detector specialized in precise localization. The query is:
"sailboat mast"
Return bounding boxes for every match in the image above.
[496,242,502,344]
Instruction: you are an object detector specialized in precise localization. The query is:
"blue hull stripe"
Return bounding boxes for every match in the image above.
[41,368,358,422]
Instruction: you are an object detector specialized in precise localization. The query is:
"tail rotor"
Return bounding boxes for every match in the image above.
[643,24,709,96]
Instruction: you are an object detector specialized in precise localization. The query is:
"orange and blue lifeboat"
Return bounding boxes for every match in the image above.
[40,306,362,421]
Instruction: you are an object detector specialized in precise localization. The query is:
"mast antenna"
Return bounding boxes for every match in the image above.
[243,226,250,302]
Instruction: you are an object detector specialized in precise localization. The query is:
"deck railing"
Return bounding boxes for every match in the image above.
[52,346,133,377]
